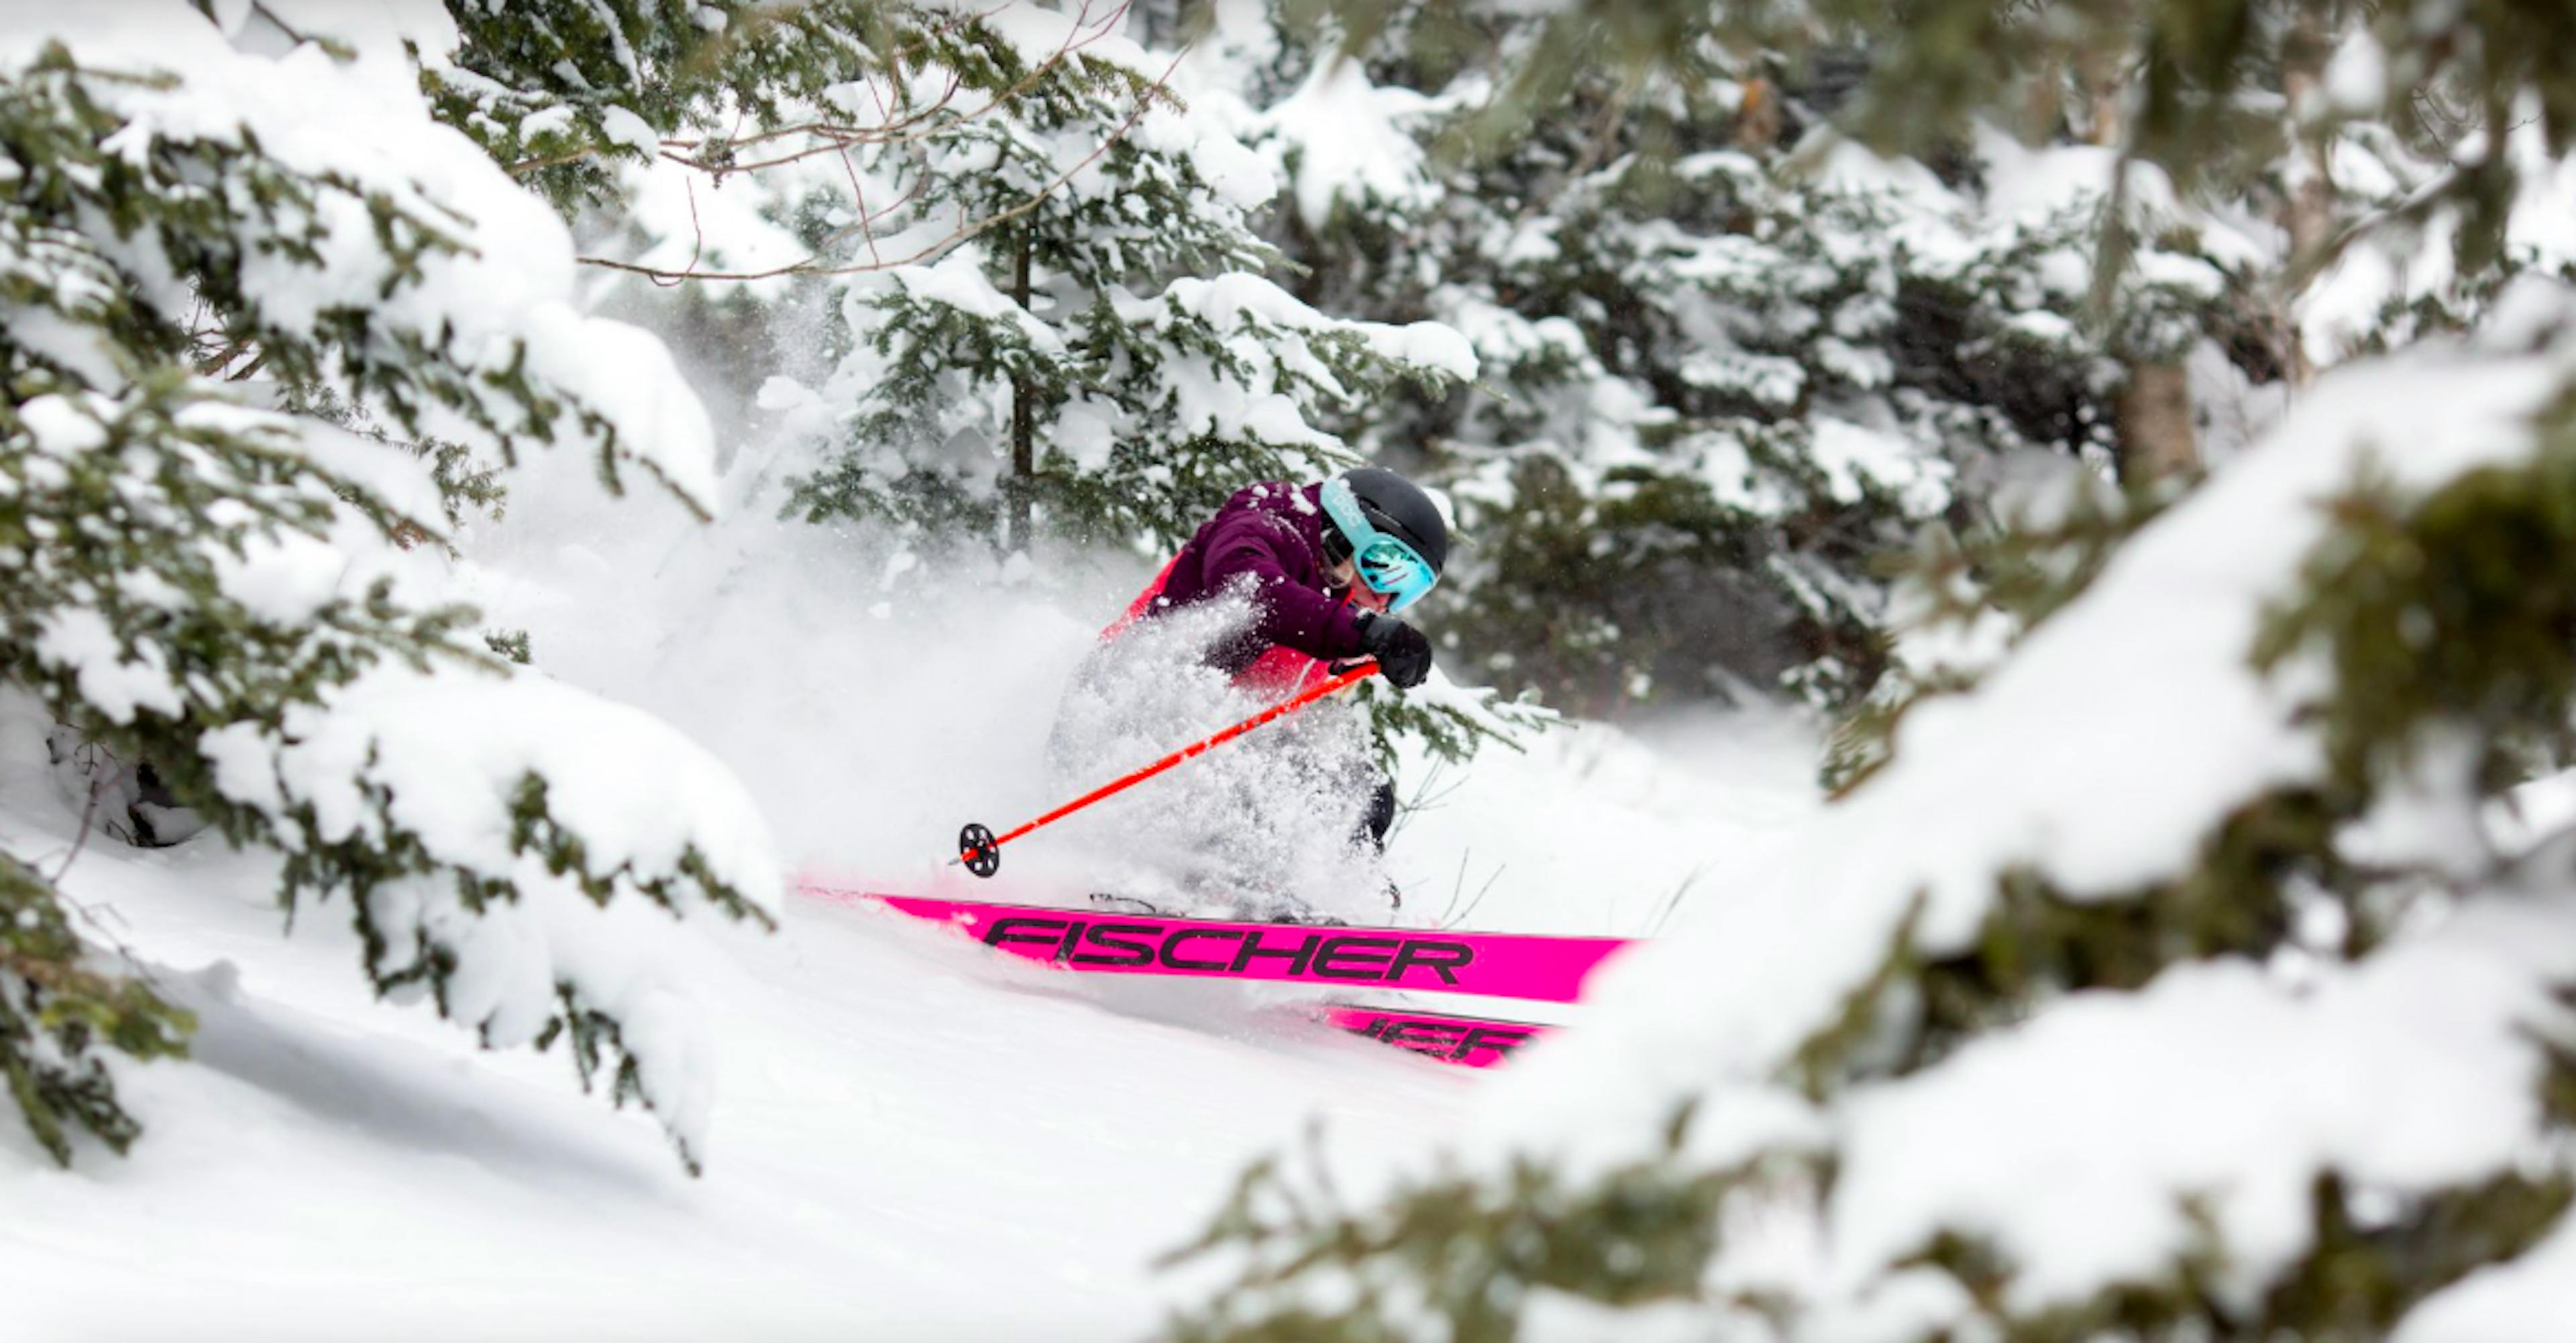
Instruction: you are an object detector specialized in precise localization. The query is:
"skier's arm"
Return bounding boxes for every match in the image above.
[1198,513,1367,659]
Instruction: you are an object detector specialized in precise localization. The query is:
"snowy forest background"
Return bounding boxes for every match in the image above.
[9,0,2576,1339]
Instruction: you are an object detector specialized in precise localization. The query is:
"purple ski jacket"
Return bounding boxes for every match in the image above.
[1128,480,1370,676]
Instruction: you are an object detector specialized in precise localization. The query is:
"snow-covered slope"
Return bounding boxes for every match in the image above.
[0,440,1819,1340]
[0,760,1443,1339]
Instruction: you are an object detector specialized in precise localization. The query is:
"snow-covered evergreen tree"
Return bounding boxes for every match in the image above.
[1191,3,2271,720]
[756,9,1473,559]
[417,0,910,219]
[1825,3,2576,790]
[478,0,1472,563]
[562,3,1546,763]
[1172,3,2576,1339]
[1181,280,2576,1343]
[1,6,779,1173]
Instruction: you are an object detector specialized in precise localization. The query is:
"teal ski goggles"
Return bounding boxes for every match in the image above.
[1321,478,1439,614]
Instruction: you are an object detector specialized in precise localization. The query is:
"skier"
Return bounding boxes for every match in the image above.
[1106,466,1443,699]
[1072,467,1446,894]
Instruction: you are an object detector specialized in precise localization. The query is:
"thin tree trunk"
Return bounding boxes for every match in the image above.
[1733,76,1780,152]
[2278,10,2333,387]
[2082,25,2200,482]
[2078,40,2125,150]
[2118,361,2197,485]
[1007,226,1034,556]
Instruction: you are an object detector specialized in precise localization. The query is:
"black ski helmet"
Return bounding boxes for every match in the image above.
[1325,466,1449,577]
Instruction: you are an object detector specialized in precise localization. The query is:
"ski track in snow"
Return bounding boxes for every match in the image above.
[0,472,1821,1339]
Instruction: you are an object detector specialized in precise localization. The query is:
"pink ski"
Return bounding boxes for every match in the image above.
[811,887,1631,1005]
[1312,1004,1552,1068]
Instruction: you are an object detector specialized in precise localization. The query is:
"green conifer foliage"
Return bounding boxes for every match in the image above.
[424,0,906,216]
[1268,0,2576,719]
[1248,12,2253,715]
[0,41,767,1171]
[443,3,1538,767]
[1307,0,2576,238]
[1172,3,2576,1332]
[775,11,1471,556]
[0,854,192,1167]
[1168,1118,1741,1343]
[1822,474,2176,792]
[1172,370,2576,1342]
[1175,347,2576,1340]
[447,2,1473,560]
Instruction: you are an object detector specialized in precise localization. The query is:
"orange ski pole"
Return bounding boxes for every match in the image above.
[955,661,1378,877]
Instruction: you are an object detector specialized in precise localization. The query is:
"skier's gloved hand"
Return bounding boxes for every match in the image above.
[1355,610,1434,689]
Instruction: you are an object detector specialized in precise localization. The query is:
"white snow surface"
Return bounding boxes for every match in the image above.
[0,394,1823,1337]
[1831,890,2576,1313]
[0,767,1458,1341]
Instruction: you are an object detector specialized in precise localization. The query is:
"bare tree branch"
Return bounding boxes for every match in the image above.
[578,25,1185,287]
[576,0,1161,284]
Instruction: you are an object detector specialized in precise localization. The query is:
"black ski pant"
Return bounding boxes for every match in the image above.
[1360,776,1396,850]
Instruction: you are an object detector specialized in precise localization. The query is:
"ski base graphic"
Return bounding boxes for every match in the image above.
[1311,1005,1551,1068]
[824,889,1629,1006]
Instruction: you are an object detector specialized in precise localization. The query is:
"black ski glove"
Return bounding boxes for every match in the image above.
[1355,610,1434,689]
